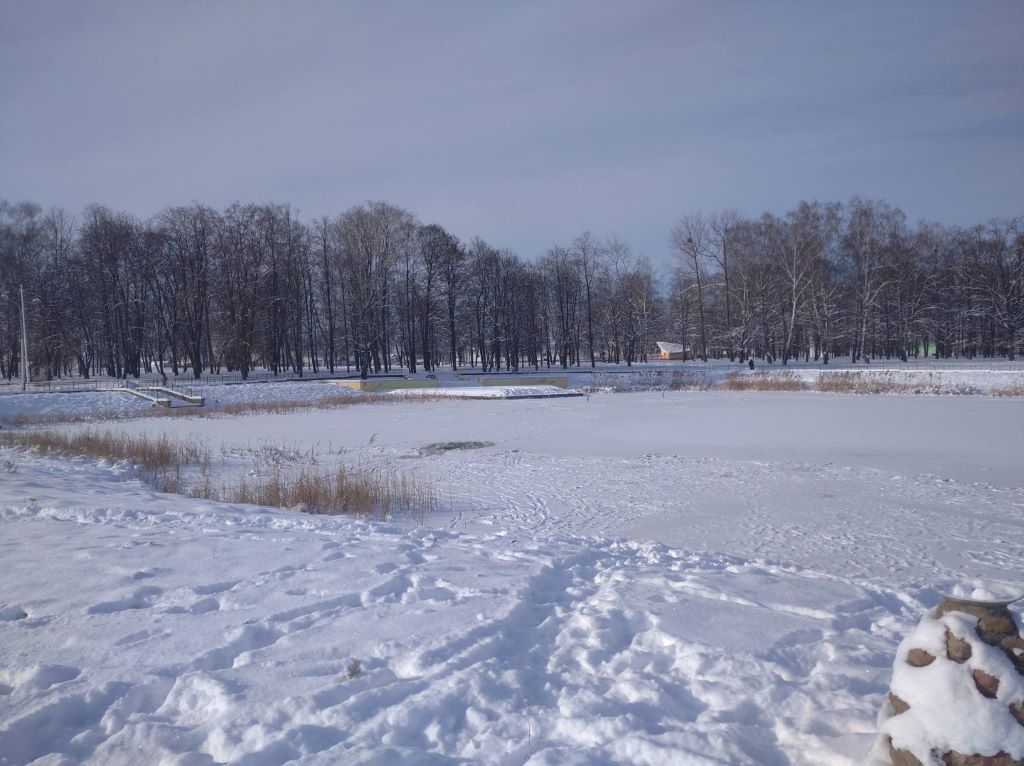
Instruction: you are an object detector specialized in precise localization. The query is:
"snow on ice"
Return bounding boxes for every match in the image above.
[1,385,1022,764]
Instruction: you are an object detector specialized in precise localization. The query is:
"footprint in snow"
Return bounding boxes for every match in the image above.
[191,580,240,596]
[114,628,171,648]
[1,664,80,692]
[128,567,171,581]
[87,586,162,614]
[188,597,221,614]
[0,604,28,622]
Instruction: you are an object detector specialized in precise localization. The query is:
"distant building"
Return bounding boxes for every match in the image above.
[656,341,688,360]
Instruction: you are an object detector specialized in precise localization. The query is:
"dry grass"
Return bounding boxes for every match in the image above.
[194,393,366,417]
[812,372,853,393]
[721,371,806,391]
[664,371,715,390]
[813,371,987,396]
[7,409,137,427]
[814,371,915,394]
[203,463,437,521]
[990,382,1024,397]
[0,428,209,474]
[0,427,436,520]
[7,390,447,426]
[587,370,714,392]
[189,391,450,419]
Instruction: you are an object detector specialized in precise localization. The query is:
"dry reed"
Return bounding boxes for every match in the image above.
[991,382,1024,397]
[721,371,805,391]
[813,371,988,395]
[0,428,436,520]
[814,371,917,394]
[204,463,436,520]
[0,428,209,473]
[588,370,714,392]
[7,390,446,426]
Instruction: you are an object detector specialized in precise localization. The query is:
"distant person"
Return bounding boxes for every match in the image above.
[748,358,755,370]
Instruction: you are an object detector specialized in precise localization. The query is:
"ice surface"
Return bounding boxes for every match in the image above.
[1,387,1022,764]
[393,384,574,398]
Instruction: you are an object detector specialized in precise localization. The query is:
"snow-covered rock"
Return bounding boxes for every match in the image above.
[876,596,1024,765]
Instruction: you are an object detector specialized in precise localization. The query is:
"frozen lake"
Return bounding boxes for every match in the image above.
[99,390,1024,484]
[93,391,1024,581]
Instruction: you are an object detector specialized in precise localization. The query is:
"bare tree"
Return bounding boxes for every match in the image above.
[571,231,603,367]
[670,214,711,361]
[967,219,1024,360]
[336,202,415,378]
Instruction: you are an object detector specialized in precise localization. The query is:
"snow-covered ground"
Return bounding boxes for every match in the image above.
[0,457,924,765]
[0,380,574,424]
[0,381,363,423]
[187,380,360,407]
[2,390,1022,764]
[0,390,154,421]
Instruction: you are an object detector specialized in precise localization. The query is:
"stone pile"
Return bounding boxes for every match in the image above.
[881,596,1024,766]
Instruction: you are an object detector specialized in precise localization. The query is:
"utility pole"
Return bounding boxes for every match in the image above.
[20,285,29,391]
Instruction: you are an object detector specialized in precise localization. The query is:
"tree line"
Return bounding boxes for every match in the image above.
[0,197,1021,383]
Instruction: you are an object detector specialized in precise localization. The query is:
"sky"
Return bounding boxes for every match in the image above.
[1,1,1022,266]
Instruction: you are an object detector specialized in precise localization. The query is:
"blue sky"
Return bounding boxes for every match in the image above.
[1,1,1021,266]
